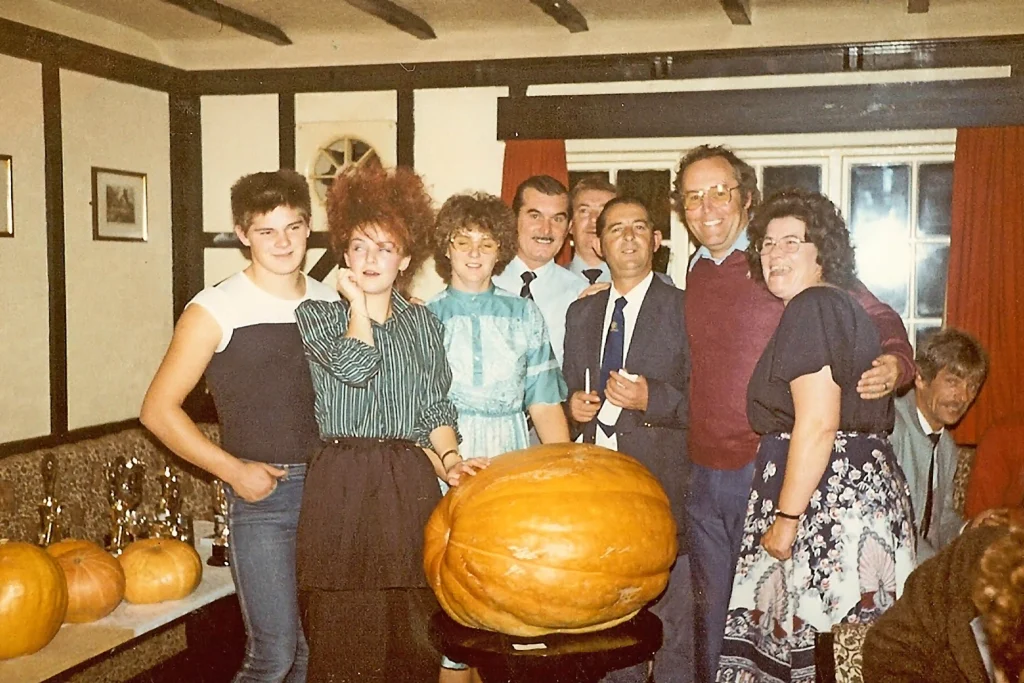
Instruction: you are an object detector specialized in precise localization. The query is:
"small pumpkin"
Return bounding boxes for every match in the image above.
[119,538,202,604]
[0,540,68,659]
[424,444,677,637]
[47,539,126,623]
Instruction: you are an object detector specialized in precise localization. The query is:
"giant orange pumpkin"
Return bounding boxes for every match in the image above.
[47,539,126,623]
[119,538,202,604]
[424,444,677,637]
[0,540,68,659]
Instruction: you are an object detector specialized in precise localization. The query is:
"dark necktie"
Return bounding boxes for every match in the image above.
[922,431,941,539]
[597,297,627,437]
[583,268,603,285]
[520,271,537,299]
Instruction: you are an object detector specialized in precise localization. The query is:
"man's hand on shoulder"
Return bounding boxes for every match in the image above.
[577,282,611,300]
[857,354,900,400]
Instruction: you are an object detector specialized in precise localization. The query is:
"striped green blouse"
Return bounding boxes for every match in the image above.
[294,293,460,448]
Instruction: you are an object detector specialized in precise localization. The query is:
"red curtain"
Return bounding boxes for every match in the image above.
[500,139,573,265]
[946,126,1024,444]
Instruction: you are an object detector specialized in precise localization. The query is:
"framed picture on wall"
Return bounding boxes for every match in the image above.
[91,167,147,242]
[1,155,12,238]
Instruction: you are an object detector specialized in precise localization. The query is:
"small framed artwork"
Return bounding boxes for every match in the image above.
[0,155,12,238]
[92,167,147,242]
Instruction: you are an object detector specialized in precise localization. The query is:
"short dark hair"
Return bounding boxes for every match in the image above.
[745,188,857,289]
[569,175,618,214]
[432,192,518,283]
[916,327,989,388]
[595,196,652,238]
[230,170,311,231]
[672,144,759,220]
[511,175,568,217]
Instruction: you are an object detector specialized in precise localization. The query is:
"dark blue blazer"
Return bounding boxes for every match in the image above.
[562,275,691,552]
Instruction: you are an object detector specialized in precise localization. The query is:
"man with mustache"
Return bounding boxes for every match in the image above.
[891,327,989,563]
[493,175,587,366]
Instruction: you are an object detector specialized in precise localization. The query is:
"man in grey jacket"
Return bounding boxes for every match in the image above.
[891,328,989,563]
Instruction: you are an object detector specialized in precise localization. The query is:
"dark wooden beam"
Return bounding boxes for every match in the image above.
[344,0,436,39]
[43,64,68,438]
[160,0,292,45]
[169,94,204,321]
[529,0,589,33]
[397,88,415,167]
[908,0,929,13]
[497,77,1024,139]
[279,93,296,170]
[719,0,752,25]
[185,34,1024,95]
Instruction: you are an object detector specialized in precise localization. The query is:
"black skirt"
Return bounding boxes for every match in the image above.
[296,436,442,591]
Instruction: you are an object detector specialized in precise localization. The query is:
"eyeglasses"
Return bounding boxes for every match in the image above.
[757,235,812,254]
[681,184,739,211]
[450,235,500,254]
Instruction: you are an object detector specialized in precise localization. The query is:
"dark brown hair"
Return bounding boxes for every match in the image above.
[672,144,759,221]
[432,192,518,283]
[745,188,857,289]
[326,166,434,295]
[511,175,568,217]
[916,327,989,388]
[230,170,311,231]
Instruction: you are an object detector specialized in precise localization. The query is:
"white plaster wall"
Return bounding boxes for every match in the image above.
[0,54,50,442]
[61,71,172,429]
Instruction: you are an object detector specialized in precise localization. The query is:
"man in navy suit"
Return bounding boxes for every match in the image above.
[563,196,692,683]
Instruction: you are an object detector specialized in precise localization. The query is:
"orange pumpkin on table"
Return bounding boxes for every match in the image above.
[424,444,677,637]
[119,538,202,604]
[0,540,68,660]
[47,539,126,623]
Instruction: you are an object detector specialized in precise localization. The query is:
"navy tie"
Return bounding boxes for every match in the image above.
[520,271,537,299]
[583,268,603,285]
[597,297,627,437]
[922,431,941,539]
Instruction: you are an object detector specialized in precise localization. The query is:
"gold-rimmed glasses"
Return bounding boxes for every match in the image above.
[681,184,740,211]
[450,235,499,254]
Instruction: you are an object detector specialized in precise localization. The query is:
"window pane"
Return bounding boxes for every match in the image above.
[914,323,941,351]
[850,164,911,316]
[916,243,949,317]
[568,170,609,195]
[918,163,954,237]
[762,165,822,199]
[616,169,673,241]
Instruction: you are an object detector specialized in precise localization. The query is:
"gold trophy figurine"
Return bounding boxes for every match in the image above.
[104,456,148,556]
[151,465,183,539]
[208,479,230,567]
[37,453,65,547]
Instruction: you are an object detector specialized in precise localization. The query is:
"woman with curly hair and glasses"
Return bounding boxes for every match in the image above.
[717,188,916,683]
[292,167,486,682]
[426,192,570,683]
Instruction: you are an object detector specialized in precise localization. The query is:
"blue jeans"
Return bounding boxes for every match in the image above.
[227,463,309,683]
[686,461,755,683]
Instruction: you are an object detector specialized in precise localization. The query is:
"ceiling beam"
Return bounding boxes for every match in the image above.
[529,1,589,33]
[908,0,930,13]
[343,0,437,39]
[719,0,752,25]
[160,0,292,45]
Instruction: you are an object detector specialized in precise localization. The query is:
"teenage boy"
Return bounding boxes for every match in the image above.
[141,170,337,683]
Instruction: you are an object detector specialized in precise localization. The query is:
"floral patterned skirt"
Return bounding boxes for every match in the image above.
[716,431,916,683]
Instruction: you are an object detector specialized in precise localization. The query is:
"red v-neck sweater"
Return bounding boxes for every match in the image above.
[686,251,783,470]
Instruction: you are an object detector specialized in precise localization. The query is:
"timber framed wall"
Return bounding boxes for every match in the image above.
[1,17,1023,456]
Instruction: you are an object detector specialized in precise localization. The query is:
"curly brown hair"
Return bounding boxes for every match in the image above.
[745,188,857,289]
[973,525,1024,681]
[432,193,518,283]
[326,165,434,296]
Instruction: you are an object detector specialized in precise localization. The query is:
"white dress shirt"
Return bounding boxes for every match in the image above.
[493,256,587,367]
[595,271,655,450]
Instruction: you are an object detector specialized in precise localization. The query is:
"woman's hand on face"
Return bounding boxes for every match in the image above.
[761,517,799,560]
[335,267,366,305]
[445,457,489,487]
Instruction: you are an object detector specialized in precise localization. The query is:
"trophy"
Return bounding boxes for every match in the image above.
[104,456,148,556]
[37,453,65,546]
[151,465,194,545]
[208,479,230,567]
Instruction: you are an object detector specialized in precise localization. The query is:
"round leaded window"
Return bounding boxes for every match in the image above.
[309,136,381,203]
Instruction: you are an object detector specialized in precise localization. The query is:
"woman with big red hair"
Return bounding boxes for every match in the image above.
[293,166,486,682]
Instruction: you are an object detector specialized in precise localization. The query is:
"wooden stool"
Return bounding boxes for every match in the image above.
[431,610,662,683]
